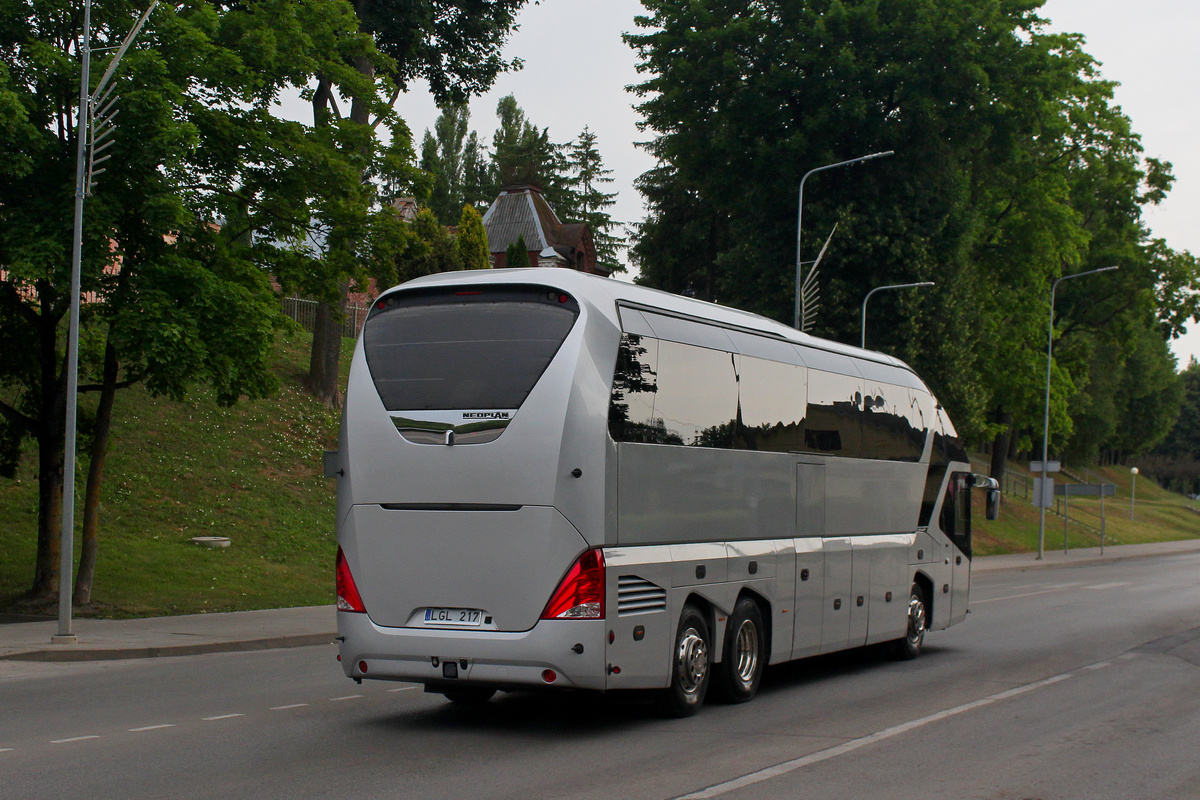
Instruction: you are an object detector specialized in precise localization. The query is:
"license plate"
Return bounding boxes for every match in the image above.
[423,607,484,627]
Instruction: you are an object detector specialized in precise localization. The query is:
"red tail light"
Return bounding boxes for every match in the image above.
[541,549,605,620]
[336,546,366,613]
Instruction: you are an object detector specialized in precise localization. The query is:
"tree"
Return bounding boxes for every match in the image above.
[396,206,462,282]
[491,94,560,193]
[420,105,495,224]
[457,204,491,270]
[564,126,623,273]
[303,0,527,409]
[506,234,531,268]
[0,0,362,603]
[626,0,1199,470]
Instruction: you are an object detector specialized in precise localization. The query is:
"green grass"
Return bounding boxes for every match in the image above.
[4,336,1198,618]
[0,329,351,618]
[973,463,1200,555]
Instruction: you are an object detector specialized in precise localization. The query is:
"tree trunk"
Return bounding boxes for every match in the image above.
[988,409,1013,483]
[308,293,345,409]
[74,338,119,606]
[31,295,67,601]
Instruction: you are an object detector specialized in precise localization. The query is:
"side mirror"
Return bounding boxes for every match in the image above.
[970,474,1001,521]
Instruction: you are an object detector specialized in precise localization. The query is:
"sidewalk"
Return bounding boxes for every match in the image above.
[0,605,336,663]
[3,539,1199,663]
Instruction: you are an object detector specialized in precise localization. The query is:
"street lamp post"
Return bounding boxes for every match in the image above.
[794,151,894,330]
[1037,266,1119,559]
[861,282,934,349]
[1130,466,1139,521]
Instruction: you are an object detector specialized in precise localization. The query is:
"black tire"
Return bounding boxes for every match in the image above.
[658,604,711,717]
[894,583,927,660]
[442,686,496,705]
[711,597,766,704]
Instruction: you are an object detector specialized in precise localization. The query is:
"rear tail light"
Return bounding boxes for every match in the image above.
[336,546,367,613]
[541,549,605,620]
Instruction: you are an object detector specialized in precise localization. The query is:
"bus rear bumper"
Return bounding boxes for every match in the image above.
[337,611,608,691]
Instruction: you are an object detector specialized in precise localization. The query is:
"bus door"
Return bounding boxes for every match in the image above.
[792,462,826,659]
[943,472,972,624]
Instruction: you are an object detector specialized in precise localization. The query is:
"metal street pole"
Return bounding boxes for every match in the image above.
[793,150,894,330]
[55,0,94,645]
[1037,265,1118,560]
[861,282,934,349]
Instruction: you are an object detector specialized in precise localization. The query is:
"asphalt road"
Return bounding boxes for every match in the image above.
[2,553,1199,800]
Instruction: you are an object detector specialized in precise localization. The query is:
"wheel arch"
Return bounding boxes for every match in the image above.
[912,570,934,623]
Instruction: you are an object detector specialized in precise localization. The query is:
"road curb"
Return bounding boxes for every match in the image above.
[0,631,337,663]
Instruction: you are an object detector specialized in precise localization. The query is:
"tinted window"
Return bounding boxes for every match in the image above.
[609,334,667,443]
[804,370,862,457]
[736,356,807,452]
[653,340,738,447]
[861,382,928,462]
[363,286,579,411]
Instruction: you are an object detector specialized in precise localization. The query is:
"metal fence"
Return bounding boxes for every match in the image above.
[281,296,369,339]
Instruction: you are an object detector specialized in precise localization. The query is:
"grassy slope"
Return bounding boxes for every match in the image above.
[0,330,348,618]
[3,332,1197,617]
[973,464,1200,555]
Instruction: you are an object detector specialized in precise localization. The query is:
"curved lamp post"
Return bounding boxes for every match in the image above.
[793,151,894,330]
[861,282,934,349]
[1037,265,1119,559]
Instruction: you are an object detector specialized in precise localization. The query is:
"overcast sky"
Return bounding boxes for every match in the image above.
[375,0,1200,364]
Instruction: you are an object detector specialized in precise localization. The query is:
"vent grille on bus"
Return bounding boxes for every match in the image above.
[617,576,667,615]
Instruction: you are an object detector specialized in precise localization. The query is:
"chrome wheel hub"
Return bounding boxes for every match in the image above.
[732,619,759,687]
[676,627,708,696]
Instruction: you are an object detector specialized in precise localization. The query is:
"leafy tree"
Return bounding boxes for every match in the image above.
[626,0,1198,474]
[396,206,462,281]
[506,234,531,268]
[420,105,494,224]
[491,94,561,193]
[0,0,362,603]
[456,204,490,270]
[303,0,527,409]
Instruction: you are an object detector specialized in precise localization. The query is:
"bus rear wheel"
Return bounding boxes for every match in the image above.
[659,604,711,717]
[711,597,765,703]
[894,583,927,660]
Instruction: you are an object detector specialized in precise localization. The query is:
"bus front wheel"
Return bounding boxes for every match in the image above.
[894,583,927,660]
[659,604,711,717]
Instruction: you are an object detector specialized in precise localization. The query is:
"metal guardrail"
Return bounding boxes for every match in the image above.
[281,296,369,339]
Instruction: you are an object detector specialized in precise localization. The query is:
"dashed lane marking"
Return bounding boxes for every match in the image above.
[51,736,101,744]
[1,748,14,753]
[673,673,1075,800]
[1082,582,1132,590]
[129,724,175,732]
[270,703,310,711]
[330,695,365,702]
[202,714,244,721]
[1083,662,1112,670]
[972,588,1070,604]
[387,687,417,693]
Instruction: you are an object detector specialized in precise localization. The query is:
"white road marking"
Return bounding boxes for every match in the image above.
[129,724,175,732]
[0,748,14,753]
[270,703,310,711]
[330,694,365,701]
[202,714,244,721]
[51,735,100,744]
[1082,582,1132,590]
[1119,653,1141,660]
[387,687,417,693]
[1083,662,1112,670]
[673,673,1074,800]
[973,587,1071,604]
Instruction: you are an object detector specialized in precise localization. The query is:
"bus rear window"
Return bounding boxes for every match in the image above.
[363,286,580,411]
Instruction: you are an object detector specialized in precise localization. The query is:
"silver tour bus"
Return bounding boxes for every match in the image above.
[331,268,998,715]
